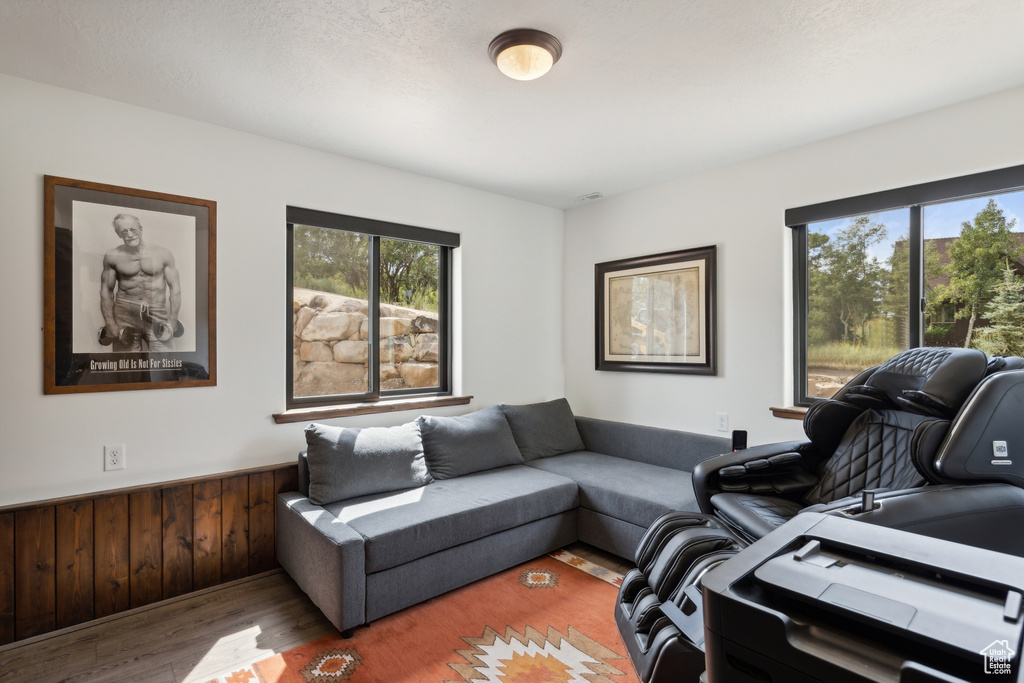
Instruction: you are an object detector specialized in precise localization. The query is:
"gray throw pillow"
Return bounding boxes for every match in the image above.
[304,421,431,506]
[418,406,523,479]
[499,398,586,460]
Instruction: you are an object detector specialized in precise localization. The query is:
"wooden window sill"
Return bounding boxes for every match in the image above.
[273,394,473,424]
[770,405,807,420]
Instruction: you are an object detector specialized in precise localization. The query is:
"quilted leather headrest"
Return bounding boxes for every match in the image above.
[845,347,987,418]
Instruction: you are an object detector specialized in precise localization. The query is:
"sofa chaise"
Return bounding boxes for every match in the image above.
[276,398,729,635]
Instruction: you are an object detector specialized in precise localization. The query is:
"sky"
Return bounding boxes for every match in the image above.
[810,189,1024,263]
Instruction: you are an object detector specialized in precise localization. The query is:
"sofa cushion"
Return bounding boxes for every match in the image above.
[526,451,698,528]
[499,398,586,461]
[304,421,431,506]
[575,417,730,470]
[418,406,523,479]
[325,465,579,572]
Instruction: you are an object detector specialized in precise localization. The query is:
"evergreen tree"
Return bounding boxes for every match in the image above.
[931,199,1021,347]
[973,266,1024,356]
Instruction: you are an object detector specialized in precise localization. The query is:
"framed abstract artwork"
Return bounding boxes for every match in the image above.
[595,245,716,375]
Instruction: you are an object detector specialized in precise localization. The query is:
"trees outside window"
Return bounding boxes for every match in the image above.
[973,267,1024,357]
[804,211,906,399]
[928,199,1022,347]
[808,216,889,346]
[286,208,458,408]
[789,166,1024,405]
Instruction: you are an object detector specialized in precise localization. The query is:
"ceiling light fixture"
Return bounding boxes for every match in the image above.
[488,28,562,81]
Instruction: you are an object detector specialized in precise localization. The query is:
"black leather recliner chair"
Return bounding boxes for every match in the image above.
[616,347,1024,682]
[692,346,1001,543]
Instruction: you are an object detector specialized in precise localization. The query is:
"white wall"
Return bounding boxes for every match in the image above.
[6,74,1023,507]
[564,85,1024,445]
[0,74,565,506]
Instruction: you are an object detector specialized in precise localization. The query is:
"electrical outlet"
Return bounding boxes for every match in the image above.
[716,412,729,432]
[104,444,126,471]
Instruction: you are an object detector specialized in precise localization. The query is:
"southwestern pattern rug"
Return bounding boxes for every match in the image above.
[206,550,639,683]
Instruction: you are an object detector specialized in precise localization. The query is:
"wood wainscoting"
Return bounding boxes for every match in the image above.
[0,462,298,646]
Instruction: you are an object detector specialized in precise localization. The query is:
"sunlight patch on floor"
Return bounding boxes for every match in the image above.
[181,625,272,683]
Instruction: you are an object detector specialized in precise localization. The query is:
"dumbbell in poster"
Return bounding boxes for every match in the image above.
[44,176,216,393]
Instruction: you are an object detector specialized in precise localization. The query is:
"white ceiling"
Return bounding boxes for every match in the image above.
[2,0,1024,209]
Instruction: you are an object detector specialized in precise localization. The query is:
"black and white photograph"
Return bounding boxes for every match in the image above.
[71,201,197,354]
[44,176,217,393]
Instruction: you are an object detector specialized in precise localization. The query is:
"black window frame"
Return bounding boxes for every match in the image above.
[286,206,459,410]
[788,163,1024,406]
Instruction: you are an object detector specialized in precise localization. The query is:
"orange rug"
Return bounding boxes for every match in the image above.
[248,550,640,683]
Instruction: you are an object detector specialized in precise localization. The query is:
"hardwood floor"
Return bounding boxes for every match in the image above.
[0,542,631,682]
[565,539,634,575]
[0,569,333,682]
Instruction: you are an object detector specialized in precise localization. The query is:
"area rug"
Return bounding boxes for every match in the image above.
[237,550,638,683]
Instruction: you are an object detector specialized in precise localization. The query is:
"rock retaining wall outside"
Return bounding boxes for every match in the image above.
[293,289,439,397]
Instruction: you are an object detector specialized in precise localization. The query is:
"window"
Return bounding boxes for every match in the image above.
[789,164,1024,405]
[286,207,459,409]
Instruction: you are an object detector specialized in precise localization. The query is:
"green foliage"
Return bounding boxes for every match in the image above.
[808,216,889,345]
[807,341,904,370]
[379,239,439,311]
[292,226,439,312]
[882,237,910,348]
[293,275,367,300]
[924,322,954,343]
[885,237,942,348]
[973,267,1024,356]
[930,199,1021,347]
[293,225,369,292]
[408,288,439,312]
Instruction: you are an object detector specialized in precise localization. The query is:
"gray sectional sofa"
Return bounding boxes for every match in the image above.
[276,398,729,635]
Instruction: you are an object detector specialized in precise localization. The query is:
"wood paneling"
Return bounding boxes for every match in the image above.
[15,507,56,639]
[161,485,193,600]
[221,475,250,582]
[193,480,222,591]
[275,467,298,497]
[0,462,297,643]
[248,472,276,575]
[94,495,130,619]
[55,501,94,629]
[129,490,163,609]
[0,513,14,645]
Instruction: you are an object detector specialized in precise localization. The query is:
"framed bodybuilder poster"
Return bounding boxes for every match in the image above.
[44,176,216,393]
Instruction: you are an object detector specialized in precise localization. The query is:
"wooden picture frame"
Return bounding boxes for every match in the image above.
[595,245,716,375]
[44,176,216,393]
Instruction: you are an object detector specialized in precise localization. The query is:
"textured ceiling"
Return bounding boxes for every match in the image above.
[2,0,1024,208]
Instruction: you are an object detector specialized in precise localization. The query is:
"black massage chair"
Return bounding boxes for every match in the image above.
[694,346,1024,552]
[616,347,1024,682]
